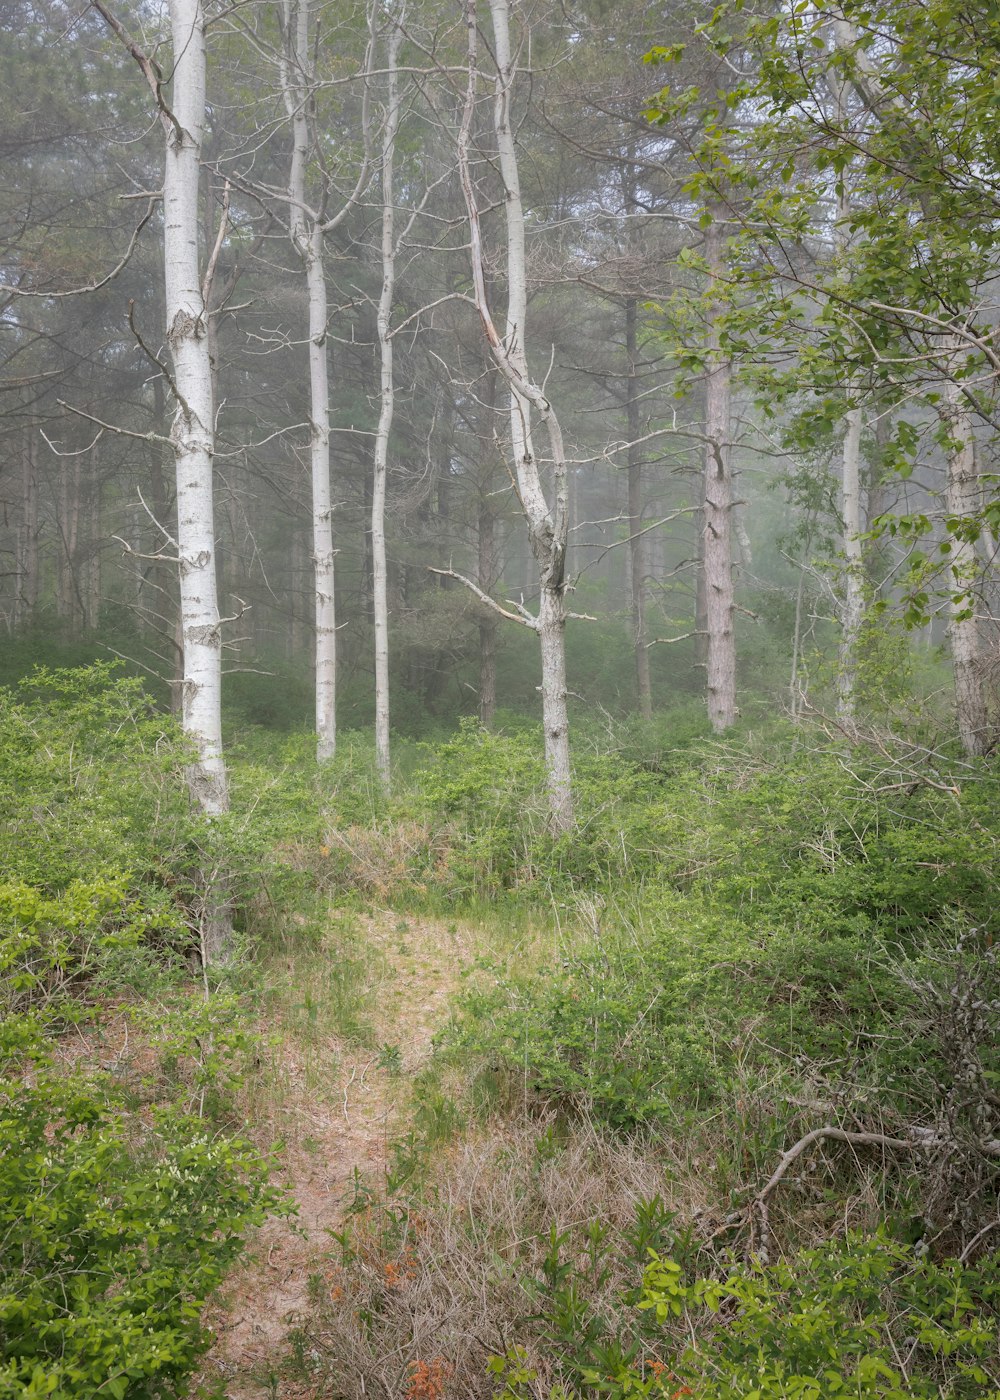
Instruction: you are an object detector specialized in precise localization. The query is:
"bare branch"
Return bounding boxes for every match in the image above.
[0,199,157,298]
[428,566,539,630]
[90,1,183,142]
[201,179,231,305]
[56,400,172,447]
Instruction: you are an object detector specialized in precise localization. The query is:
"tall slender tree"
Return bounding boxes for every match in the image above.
[455,0,577,830]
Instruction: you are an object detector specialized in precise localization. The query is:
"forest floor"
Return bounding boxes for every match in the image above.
[195,908,479,1400]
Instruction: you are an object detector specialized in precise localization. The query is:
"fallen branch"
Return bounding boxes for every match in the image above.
[753,1126,917,1265]
[752,1122,1000,1263]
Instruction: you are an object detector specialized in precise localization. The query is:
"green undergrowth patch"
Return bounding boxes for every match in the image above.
[288,713,999,1398]
[0,665,306,1397]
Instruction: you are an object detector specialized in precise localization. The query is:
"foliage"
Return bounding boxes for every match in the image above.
[645,0,1000,617]
[0,665,286,1396]
[0,1074,277,1399]
[491,1233,1000,1399]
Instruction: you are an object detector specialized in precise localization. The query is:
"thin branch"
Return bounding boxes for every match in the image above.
[428,566,539,630]
[127,300,190,417]
[201,180,231,305]
[112,536,182,566]
[647,630,705,648]
[57,400,172,447]
[0,199,157,298]
[90,1,183,142]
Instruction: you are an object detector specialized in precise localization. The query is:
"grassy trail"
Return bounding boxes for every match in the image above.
[197,909,479,1398]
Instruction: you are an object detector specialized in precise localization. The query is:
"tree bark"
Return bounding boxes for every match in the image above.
[478,494,498,727]
[163,0,229,832]
[371,15,403,792]
[837,401,864,721]
[625,296,652,720]
[282,0,338,761]
[702,212,737,732]
[830,32,865,723]
[944,347,990,756]
[458,0,575,830]
[14,414,38,630]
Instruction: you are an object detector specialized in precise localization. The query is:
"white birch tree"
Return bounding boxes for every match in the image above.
[943,342,991,756]
[454,0,576,831]
[830,19,865,724]
[93,0,230,959]
[702,211,738,733]
[371,11,404,791]
[279,0,373,762]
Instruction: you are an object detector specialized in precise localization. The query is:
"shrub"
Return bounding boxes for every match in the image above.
[0,1073,277,1398]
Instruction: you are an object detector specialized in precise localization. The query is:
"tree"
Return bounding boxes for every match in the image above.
[371,9,404,789]
[279,0,373,762]
[94,0,231,958]
[456,0,579,831]
[650,0,1000,752]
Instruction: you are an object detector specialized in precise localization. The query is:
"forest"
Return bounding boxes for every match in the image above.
[1,0,999,1395]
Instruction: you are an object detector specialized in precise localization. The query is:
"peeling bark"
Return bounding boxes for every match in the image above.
[162,0,229,822]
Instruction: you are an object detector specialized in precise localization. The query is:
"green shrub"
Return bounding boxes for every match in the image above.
[488,1232,1000,1399]
[0,1073,277,1398]
[0,665,288,1396]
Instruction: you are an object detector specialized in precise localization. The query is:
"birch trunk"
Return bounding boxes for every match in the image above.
[478,496,498,727]
[830,27,865,722]
[164,0,228,827]
[944,350,990,755]
[282,0,337,761]
[626,296,652,720]
[459,0,574,830]
[836,401,864,721]
[372,17,403,791]
[702,212,737,732]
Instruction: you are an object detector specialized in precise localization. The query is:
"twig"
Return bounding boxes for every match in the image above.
[959,1219,1000,1263]
[753,1126,917,1264]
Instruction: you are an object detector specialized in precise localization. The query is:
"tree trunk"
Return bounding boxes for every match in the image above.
[837,402,864,721]
[163,0,228,827]
[944,351,990,755]
[457,0,574,830]
[282,0,337,761]
[702,212,737,732]
[372,16,403,791]
[829,38,865,724]
[625,296,652,720]
[538,580,572,827]
[159,0,231,961]
[14,414,38,629]
[57,454,82,630]
[478,495,498,727]
[83,444,101,631]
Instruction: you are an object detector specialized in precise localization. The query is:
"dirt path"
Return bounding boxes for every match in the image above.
[197,909,476,1399]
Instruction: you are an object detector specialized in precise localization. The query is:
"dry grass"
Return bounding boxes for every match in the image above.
[292,1113,711,1400]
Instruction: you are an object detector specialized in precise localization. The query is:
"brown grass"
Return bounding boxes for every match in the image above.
[293,1113,709,1400]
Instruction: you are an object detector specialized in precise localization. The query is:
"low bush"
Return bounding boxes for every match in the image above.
[0,665,287,1396]
[0,1075,277,1399]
